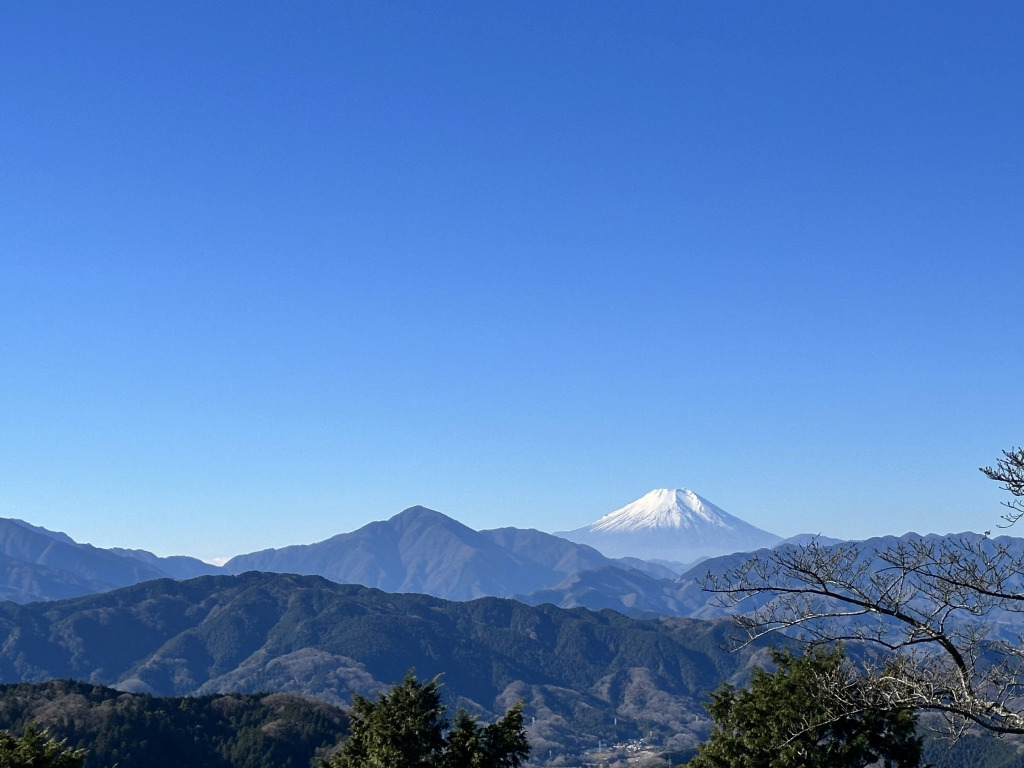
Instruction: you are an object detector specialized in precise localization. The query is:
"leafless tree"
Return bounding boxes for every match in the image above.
[704,448,1024,735]
[982,447,1024,527]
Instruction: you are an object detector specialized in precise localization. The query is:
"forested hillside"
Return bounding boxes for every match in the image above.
[0,571,775,753]
[0,680,347,768]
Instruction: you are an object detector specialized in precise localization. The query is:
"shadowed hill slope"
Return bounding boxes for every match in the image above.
[0,571,775,752]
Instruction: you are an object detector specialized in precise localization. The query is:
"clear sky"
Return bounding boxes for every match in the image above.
[3,2,1023,562]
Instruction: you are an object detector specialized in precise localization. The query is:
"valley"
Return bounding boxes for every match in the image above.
[2,491,1022,765]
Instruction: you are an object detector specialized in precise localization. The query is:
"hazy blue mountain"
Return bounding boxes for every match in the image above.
[778,533,845,546]
[7,505,1009,630]
[476,525,613,574]
[615,556,682,578]
[7,518,78,545]
[0,506,751,606]
[0,518,169,602]
[664,531,1024,627]
[222,506,658,601]
[477,524,679,578]
[660,538,913,622]
[520,530,1024,623]
[223,506,540,599]
[0,552,107,604]
[0,571,777,754]
[480,527,679,579]
[108,547,221,579]
[518,564,691,616]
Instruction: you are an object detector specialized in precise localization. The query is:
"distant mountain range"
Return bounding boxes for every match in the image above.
[0,503,707,613]
[0,505,685,607]
[0,490,730,605]
[222,505,674,601]
[0,493,1008,624]
[0,518,218,603]
[0,499,1018,761]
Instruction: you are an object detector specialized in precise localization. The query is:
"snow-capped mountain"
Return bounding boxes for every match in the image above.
[556,488,781,565]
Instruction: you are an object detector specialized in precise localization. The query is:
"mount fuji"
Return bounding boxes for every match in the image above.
[556,488,781,566]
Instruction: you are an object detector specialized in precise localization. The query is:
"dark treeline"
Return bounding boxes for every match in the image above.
[0,680,348,768]
[920,730,1024,768]
[2,679,1024,768]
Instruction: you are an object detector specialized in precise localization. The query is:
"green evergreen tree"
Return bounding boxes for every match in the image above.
[440,705,529,768]
[325,672,529,768]
[686,647,921,768]
[0,723,86,768]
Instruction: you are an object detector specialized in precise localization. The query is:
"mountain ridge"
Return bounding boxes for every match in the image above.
[0,570,778,754]
[0,502,1002,617]
[222,505,639,601]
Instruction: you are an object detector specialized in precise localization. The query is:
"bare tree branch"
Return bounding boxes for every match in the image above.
[981,447,1024,527]
[702,449,1024,736]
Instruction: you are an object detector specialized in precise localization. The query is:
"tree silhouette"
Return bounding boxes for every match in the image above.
[686,646,921,768]
[324,671,529,768]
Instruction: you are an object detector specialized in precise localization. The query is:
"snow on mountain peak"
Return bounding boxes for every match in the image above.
[557,488,781,564]
[587,488,735,533]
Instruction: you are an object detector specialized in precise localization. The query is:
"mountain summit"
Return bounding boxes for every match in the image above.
[587,488,735,532]
[222,505,624,601]
[557,488,781,566]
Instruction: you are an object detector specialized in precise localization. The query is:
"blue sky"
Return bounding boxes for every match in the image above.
[3,2,1023,561]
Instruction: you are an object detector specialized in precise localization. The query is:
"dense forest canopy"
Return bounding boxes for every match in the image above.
[0,680,347,768]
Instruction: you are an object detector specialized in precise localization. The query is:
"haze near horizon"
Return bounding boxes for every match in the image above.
[3,3,1022,561]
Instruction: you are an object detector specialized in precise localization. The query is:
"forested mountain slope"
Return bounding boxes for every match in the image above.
[0,679,347,768]
[0,571,773,753]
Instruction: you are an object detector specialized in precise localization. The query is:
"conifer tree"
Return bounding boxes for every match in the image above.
[325,672,529,768]
[686,647,921,768]
[0,723,86,768]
